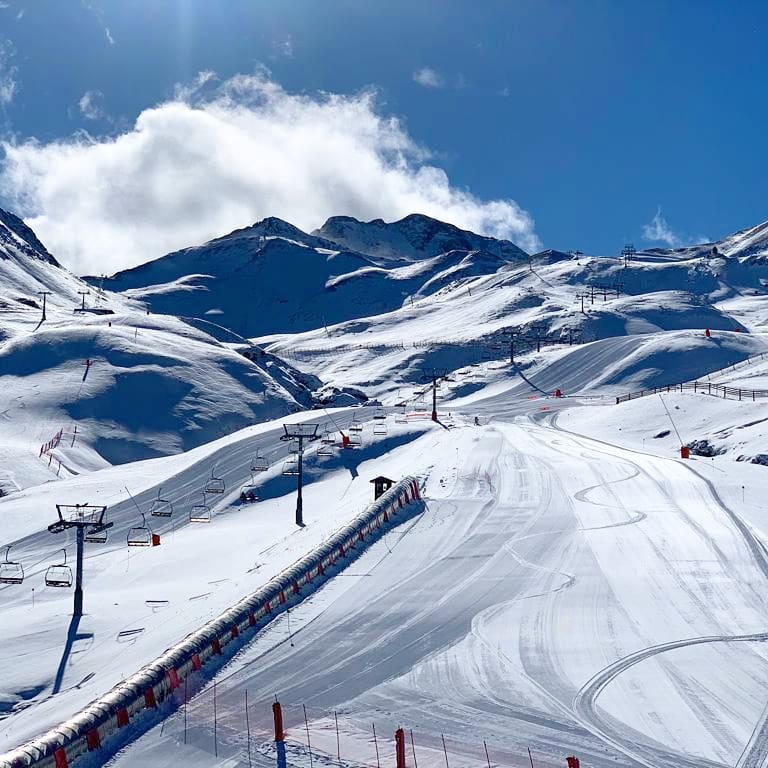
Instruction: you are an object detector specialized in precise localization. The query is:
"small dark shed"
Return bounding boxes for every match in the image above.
[370,475,395,500]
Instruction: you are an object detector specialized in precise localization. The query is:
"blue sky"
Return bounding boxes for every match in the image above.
[0,0,766,272]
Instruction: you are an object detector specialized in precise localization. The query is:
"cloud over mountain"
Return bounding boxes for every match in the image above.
[0,70,539,273]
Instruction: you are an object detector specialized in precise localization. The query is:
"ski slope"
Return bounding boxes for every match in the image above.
[103,401,768,768]
[0,404,440,752]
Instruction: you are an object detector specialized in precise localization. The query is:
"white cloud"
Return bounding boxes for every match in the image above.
[78,89,106,120]
[0,39,17,106]
[413,67,444,89]
[641,208,705,248]
[0,70,540,274]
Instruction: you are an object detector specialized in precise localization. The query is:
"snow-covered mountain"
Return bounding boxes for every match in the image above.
[97,214,530,338]
[313,213,528,262]
[0,208,325,487]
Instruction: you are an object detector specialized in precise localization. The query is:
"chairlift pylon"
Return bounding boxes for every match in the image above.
[250,450,269,473]
[127,511,152,547]
[190,493,212,523]
[0,545,24,585]
[149,487,173,518]
[205,466,225,495]
[45,549,73,588]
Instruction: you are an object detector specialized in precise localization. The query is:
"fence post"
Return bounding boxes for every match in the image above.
[395,728,406,768]
[273,701,286,768]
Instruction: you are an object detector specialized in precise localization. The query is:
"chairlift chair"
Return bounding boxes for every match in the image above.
[250,451,269,473]
[282,455,299,476]
[317,444,334,458]
[373,406,386,420]
[205,467,225,495]
[45,549,73,588]
[349,416,363,433]
[127,512,153,546]
[85,521,108,544]
[190,494,212,523]
[320,430,336,444]
[395,411,407,423]
[349,432,362,446]
[149,487,173,518]
[240,477,258,504]
[0,545,24,585]
[373,422,388,436]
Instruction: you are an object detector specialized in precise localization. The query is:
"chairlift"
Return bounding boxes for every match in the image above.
[149,487,173,518]
[250,451,269,473]
[127,512,153,547]
[349,432,362,446]
[349,416,363,433]
[414,399,427,411]
[190,494,212,523]
[373,406,386,420]
[282,455,299,476]
[373,422,388,436]
[205,467,225,495]
[395,411,407,424]
[85,519,108,544]
[45,549,73,588]
[318,444,334,458]
[240,477,258,504]
[0,545,24,585]
[320,430,336,444]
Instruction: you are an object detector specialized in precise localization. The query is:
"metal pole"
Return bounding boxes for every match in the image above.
[484,740,491,768]
[245,690,252,768]
[372,723,380,768]
[335,710,340,763]
[74,525,84,616]
[410,729,418,768]
[296,436,304,526]
[431,375,438,422]
[303,703,314,768]
[213,679,218,757]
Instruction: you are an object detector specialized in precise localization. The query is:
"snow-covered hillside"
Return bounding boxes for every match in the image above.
[0,209,325,491]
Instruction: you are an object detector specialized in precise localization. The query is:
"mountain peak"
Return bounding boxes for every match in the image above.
[314,213,528,262]
[0,207,58,266]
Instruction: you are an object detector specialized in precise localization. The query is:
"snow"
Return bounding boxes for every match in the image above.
[7,208,768,767]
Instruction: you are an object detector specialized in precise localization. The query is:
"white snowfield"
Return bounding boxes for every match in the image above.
[6,210,768,768]
[98,400,768,768]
